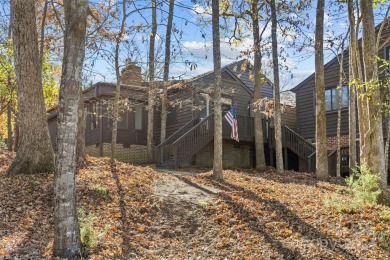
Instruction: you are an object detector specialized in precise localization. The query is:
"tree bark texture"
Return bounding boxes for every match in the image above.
[7,104,13,152]
[336,33,347,177]
[212,0,223,180]
[160,0,175,143]
[385,119,390,174]
[270,0,283,174]
[8,0,54,174]
[111,0,127,165]
[53,0,88,258]
[314,0,328,179]
[252,0,266,171]
[347,0,357,174]
[360,0,386,189]
[147,0,157,162]
[76,87,85,167]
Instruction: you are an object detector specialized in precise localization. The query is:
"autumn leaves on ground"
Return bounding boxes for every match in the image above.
[0,151,389,259]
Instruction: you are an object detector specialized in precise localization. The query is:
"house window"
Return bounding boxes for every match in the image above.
[90,102,98,130]
[135,105,142,130]
[325,86,348,112]
[386,46,390,61]
[108,110,128,129]
[118,111,128,129]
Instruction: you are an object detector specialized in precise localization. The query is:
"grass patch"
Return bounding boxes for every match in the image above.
[78,207,107,248]
[379,209,390,222]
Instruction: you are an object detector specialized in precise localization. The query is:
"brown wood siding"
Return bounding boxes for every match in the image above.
[295,22,390,139]
[281,106,296,130]
[154,89,194,145]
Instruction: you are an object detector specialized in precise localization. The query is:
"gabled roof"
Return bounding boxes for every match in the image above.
[168,59,273,93]
[224,59,273,92]
[290,55,339,93]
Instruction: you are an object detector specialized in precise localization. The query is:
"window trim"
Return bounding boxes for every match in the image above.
[325,86,349,112]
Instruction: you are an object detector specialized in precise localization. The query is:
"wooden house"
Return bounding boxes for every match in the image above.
[291,21,390,175]
[48,59,298,168]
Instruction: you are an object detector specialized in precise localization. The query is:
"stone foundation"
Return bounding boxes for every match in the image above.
[195,141,251,168]
[85,143,149,164]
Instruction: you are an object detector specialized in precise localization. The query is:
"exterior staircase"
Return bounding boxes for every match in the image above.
[269,126,316,171]
[156,113,214,168]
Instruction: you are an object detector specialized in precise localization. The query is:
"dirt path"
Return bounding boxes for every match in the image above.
[145,170,225,259]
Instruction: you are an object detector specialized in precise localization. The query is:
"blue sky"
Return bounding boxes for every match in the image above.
[88,0,389,90]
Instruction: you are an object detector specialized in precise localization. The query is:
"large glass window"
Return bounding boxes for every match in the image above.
[325,86,348,112]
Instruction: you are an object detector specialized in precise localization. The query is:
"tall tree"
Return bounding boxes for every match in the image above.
[347,0,357,174]
[270,0,283,174]
[360,0,386,189]
[314,0,328,179]
[160,0,175,143]
[110,0,128,165]
[212,0,223,180]
[252,0,267,171]
[336,32,348,177]
[8,0,54,174]
[53,0,88,257]
[147,0,157,162]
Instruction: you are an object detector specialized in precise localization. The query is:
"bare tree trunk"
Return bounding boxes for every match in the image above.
[7,104,13,152]
[270,0,283,174]
[336,33,348,177]
[13,112,18,152]
[147,0,157,162]
[314,0,328,179]
[76,87,85,167]
[252,0,266,171]
[212,0,223,180]
[360,0,386,190]
[8,0,54,175]
[385,119,390,174]
[160,0,175,143]
[53,0,88,257]
[110,0,127,165]
[347,0,357,174]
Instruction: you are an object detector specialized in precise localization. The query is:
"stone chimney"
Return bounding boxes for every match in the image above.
[121,59,143,85]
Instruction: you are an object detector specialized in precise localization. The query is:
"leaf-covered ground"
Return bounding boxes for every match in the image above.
[0,151,389,259]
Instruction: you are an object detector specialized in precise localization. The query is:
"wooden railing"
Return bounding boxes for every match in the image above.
[269,126,316,158]
[222,115,256,142]
[155,116,200,166]
[172,113,215,168]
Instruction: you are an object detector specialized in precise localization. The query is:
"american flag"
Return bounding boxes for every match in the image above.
[224,106,239,142]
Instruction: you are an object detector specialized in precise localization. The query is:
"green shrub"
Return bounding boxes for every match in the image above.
[379,209,390,222]
[96,187,109,196]
[346,162,382,206]
[78,208,106,248]
[324,163,382,212]
[324,193,359,213]
[375,231,390,251]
